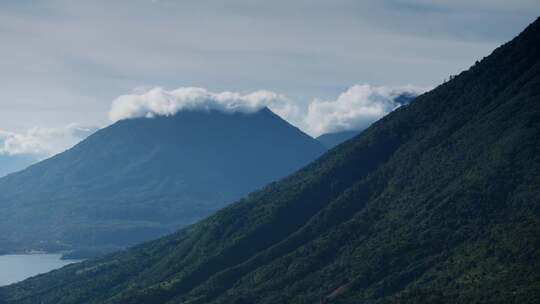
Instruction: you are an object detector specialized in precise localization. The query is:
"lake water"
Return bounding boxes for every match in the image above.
[0,253,79,286]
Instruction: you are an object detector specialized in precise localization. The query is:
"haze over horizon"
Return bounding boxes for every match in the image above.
[1,0,539,159]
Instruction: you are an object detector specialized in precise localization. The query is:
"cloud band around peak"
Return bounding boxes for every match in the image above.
[108,84,428,137]
[108,87,290,122]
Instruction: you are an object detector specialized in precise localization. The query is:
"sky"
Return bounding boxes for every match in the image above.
[0,0,539,158]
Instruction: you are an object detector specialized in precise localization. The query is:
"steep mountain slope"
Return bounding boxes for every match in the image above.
[2,17,540,304]
[0,108,326,254]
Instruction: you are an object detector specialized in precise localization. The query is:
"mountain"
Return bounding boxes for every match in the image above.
[0,107,326,255]
[0,154,37,178]
[393,91,417,105]
[316,92,417,149]
[2,17,540,304]
[316,129,362,149]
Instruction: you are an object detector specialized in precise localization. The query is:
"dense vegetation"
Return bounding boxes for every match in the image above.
[1,17,539,304]
[0,108,325,255]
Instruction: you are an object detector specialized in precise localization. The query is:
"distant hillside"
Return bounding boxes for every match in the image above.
[316,92,417,149]
[2,16,539,304]
[316,129,362,149]
[0,108,326,254]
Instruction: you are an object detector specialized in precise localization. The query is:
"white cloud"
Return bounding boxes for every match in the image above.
[108,87,292,122]
[304,85,427,136]
[0,124,97,158]
[0,84,427,158]
[108,84,428,137]
[0,1,537,133]
[0,83,423,163]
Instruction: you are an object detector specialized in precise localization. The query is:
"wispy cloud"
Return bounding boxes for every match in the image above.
[0,124,97,158]
[304,85,427,136]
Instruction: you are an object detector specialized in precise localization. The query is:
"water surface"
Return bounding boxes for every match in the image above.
[0,253,79,286]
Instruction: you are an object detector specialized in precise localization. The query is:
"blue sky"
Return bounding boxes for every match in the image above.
[0,0,538,155]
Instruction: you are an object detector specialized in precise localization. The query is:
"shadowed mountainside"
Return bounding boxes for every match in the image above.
[0,108,326,255]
